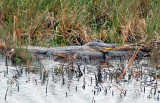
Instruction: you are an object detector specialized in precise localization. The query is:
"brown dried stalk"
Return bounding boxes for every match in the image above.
[13,16,16,41]
[13,16,21,43]
[4,87,8,101]
[118,44,144,83]
[60,0,65,31]
[113,83,125,95]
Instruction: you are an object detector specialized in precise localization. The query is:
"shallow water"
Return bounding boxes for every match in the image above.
[0,55,160,103]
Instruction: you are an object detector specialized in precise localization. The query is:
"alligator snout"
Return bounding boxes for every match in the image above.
[83,41,116,52]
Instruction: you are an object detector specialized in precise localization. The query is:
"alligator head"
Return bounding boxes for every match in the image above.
[82,40,116,52]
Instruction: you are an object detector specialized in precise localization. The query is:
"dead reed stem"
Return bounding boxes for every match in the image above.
[13,16,16,41]
[156,73,157,88]
[13,16,21,43]
[4,87,8,101]
[17,25,21,44]
[27,60,30,74]
[60,0,65,31]
[5,55,8,74]
[46,80,48,95]
[118,44,144,83]
[113,83,125,95]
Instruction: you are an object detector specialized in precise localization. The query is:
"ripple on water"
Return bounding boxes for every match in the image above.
[0,55,160,103]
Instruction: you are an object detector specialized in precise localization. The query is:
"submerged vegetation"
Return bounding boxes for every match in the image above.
[0,0,160,47]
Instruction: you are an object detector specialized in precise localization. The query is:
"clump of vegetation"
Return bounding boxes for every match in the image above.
[0,0,159,47]
[11,48,32,65]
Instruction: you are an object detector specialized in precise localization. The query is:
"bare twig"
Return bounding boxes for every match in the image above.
[4,87,8,101]
[113,83,125,95]
[118,44,144,83]
[13,16,16,41]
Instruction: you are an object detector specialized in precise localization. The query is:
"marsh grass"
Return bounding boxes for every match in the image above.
[0,0,159,47]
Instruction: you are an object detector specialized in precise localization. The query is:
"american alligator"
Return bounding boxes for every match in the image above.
[23,40,149,60]
[24,41,114,57]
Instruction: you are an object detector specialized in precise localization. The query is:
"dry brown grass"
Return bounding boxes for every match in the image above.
[0,0,160,47]
[120,16,146,43]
